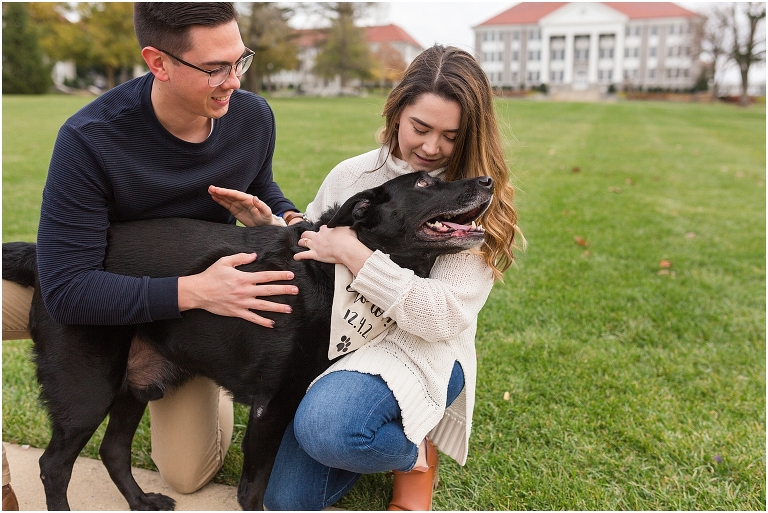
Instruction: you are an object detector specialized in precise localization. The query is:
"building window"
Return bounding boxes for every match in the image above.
[551,49,565,60]
[648,68,655,79]
[511,72,518,83]
[528,50,541,61]
[651,25,658,35]
[528,29,541,40]
[649,47,656,57]
[527,71,540,82]
[512,50,519,61]
[575,48,589,61]
[513,31,520,41]
[498,52,504,62]
[599,48,614,59]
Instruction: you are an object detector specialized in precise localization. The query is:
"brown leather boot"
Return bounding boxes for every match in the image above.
[2,484,19,511]
[388,438,439,511]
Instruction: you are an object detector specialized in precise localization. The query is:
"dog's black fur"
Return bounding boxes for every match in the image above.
[2,172,493,511]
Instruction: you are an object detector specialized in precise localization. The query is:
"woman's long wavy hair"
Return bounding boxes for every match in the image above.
[378,45,520,280]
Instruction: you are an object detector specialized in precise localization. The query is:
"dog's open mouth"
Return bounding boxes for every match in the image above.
[418,199,491,242]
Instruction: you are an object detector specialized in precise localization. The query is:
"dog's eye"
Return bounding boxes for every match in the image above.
[416,178,430,188]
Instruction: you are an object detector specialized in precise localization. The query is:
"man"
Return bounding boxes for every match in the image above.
[2,2,305,495]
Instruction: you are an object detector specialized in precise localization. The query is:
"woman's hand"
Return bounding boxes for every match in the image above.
[294,225,373,276]
[209,185,279,227]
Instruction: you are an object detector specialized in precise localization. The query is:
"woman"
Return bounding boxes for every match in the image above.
[263,45,521,511]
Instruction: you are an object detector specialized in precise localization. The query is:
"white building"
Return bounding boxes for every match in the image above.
[474,2,705,93]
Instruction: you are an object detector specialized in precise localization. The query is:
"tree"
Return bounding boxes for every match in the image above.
[312,3,374,89]
[2,2,53,94]
[76,3,142,89]
[28,2,86,64]
[238,3,299,93]
[727,2,766,106]
[29,2,141,90]
[370,42,407,88]
[700,5,731,99]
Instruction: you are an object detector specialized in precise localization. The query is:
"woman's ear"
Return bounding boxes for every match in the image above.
[141,47,170,82]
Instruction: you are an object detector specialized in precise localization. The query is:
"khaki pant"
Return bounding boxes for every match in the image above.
[1,279,233,494]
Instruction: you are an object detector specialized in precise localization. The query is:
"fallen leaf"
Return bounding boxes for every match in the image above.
[581,250,591,258]
[574,236,590,247]
[609,187,622,193]
[659,260,672,268]
[625,178,634,186]
[503,391,510,401]
[685,232,696,239]
[571,166,581,173]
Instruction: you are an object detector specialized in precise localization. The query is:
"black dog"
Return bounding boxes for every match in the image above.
[2,171,493,511]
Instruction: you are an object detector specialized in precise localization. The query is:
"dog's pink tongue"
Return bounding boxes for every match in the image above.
[442,221,471,231]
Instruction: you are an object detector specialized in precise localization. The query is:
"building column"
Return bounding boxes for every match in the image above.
[589,31,599,84]
[564,31,574,84]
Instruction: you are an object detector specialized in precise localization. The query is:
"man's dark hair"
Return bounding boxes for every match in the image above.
[134,2,238,55]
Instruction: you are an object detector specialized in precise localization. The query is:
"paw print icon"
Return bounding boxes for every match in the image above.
[336,335,351,353]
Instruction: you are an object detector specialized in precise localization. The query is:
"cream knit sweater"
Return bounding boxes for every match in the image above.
[305,146,494,465]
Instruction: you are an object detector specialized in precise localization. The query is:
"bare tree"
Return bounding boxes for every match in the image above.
[701,6,732,99]
[728,2,766,106]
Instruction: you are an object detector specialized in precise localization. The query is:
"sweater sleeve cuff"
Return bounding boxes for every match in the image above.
[350,250,414,311]
[148,277,182,320]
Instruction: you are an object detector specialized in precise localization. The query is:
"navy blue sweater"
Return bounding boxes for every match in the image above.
[37,73,297,325]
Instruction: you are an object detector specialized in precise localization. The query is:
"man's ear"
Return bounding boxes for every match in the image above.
[142,47,170,82]
[327,190,374,228]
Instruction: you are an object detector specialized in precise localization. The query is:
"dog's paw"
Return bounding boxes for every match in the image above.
[130,492,176,511]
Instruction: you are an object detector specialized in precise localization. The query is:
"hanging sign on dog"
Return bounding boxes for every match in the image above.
[329,264,395,359]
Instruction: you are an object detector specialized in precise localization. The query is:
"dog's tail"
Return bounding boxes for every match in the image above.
[2,242,38,288]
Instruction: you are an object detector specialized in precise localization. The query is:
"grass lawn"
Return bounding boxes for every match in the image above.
[2,94,765,510]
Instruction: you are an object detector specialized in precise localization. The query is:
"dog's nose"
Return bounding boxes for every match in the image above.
[478,176,494,189]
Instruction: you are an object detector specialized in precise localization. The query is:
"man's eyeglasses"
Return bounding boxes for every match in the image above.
[158,47,255,87]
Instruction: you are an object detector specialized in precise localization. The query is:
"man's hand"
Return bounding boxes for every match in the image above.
[208,185,280,227]
[178,252,298,328]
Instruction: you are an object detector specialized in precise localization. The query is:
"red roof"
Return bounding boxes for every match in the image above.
[294,28,327,48]
[365,24,422,49]
[603,3,700,19]
[476,2,567,26]
[476,2,700,26]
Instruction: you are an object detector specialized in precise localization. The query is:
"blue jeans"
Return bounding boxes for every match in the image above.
[263,362,465,511]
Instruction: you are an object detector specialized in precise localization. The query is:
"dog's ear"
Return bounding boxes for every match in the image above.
[326,190,375,228]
